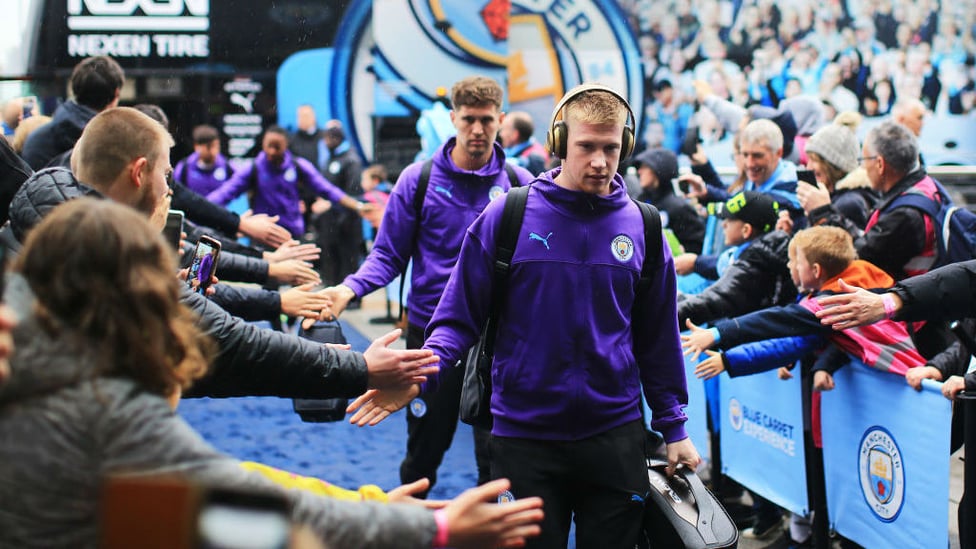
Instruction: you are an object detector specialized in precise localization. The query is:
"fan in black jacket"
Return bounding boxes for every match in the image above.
[632,148,706,254]
[2,149,437,400]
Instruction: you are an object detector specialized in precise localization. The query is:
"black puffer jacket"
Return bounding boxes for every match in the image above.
[21,100,98,170]
[0,138,32,226]
[3,167,369,399]
[891,260,976,393]
[678,230,797,326]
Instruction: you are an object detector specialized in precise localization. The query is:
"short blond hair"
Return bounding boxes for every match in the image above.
[789,226,856,280]
[73,107,174,191]
[562,85,628,127]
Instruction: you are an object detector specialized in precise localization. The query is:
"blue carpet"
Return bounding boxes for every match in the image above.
[179,320,479,499]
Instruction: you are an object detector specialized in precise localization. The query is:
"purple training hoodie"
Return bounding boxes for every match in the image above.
[423,170,690,443]
[342,138,534,326]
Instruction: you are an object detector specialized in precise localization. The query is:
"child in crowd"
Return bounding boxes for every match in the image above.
[683,225,926,547]
[359,163,393,239]
[683,225,925,381]
[676,190,796,327]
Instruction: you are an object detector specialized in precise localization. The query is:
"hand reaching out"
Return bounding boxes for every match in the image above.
[238,210,291,248]
[279,283,332,319]
[264,240,321,264]
[681,319,716,361]
[362,329,440,390]
[693,350,726,379]
[815,280,894,330]
[347,385,420,427]
[386,478,446,509]
[442,479,544,549]
[268,259,321,286]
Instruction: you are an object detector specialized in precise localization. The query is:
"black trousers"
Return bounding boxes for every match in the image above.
[490,420,650,549]
[399,323,491,496]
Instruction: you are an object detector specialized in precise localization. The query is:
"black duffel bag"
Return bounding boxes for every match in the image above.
[292,319,349,423]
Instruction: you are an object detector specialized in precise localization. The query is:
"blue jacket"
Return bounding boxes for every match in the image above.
[423,170,689,443]
[21,100,97,170]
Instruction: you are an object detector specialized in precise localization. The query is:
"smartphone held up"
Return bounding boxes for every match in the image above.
[188,236,220,295]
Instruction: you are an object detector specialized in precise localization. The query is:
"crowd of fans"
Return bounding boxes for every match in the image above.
[0,13,974,541]
[618,0,976,155]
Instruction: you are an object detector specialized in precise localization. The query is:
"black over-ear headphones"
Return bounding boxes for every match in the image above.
[545,83,636,160]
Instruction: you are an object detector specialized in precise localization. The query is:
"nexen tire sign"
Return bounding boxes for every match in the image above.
[66,0,209,59]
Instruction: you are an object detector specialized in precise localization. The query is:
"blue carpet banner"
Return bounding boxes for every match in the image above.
[820,362,951,548]
[719,368,808,515]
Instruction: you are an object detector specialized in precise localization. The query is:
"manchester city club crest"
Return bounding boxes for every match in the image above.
[611,234,635,262]
[488,185,504,201]
[497,490,515,503]
[409,398,427,418]
[858,426,905,522]
[728,398,743,431]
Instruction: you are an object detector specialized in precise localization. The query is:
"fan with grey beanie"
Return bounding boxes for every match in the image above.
[804,123,859,174]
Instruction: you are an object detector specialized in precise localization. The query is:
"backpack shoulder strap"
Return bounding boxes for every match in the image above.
[885,191,942,219]
[398,159,434,320]
[483,185,530,354]
[503,163,520,188]
[632,199,663,297]
[414,159,434,215]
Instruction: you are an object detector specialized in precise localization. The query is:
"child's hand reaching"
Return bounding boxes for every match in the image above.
[813,370,835,391]
[777,366,793,380]
[694,350,726,379]
[681,319,716,361]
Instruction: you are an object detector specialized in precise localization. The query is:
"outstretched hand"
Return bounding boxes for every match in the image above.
[386,478,446,509]
[815,279,892,330]
[443,479,544,549]
[681,319,716,361]
[238,210,291,248]
[362,330,440,390]
[693,350,725,379]
[264,239,321,264]
[347,385,419,427]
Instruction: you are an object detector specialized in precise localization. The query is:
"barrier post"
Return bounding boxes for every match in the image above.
[959,392,976,549]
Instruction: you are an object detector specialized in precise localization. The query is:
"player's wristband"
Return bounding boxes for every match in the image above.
[882,294,898,320]
[432,509,449,548]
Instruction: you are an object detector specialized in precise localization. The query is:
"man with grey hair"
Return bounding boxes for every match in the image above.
[737,118,802,219]
[809,120,938,281]
[891,97,926,138]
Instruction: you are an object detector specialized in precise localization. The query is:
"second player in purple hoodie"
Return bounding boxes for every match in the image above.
[322,77,534,496]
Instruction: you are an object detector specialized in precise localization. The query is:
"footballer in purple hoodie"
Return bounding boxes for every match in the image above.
[323,77,534,497]
[349,84,700,548]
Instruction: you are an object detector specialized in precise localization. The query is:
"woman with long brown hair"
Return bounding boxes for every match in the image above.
[0,198,542,549]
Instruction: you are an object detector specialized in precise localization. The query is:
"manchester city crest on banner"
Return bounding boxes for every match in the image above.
[611,235,634,262]
[858,426,905,522]
[728,398,743,431]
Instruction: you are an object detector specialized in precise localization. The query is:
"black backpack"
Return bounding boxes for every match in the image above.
[291,320,349,422]
[460,184,664,429]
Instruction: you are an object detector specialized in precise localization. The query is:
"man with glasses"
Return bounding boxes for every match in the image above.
[810,121,937,282]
